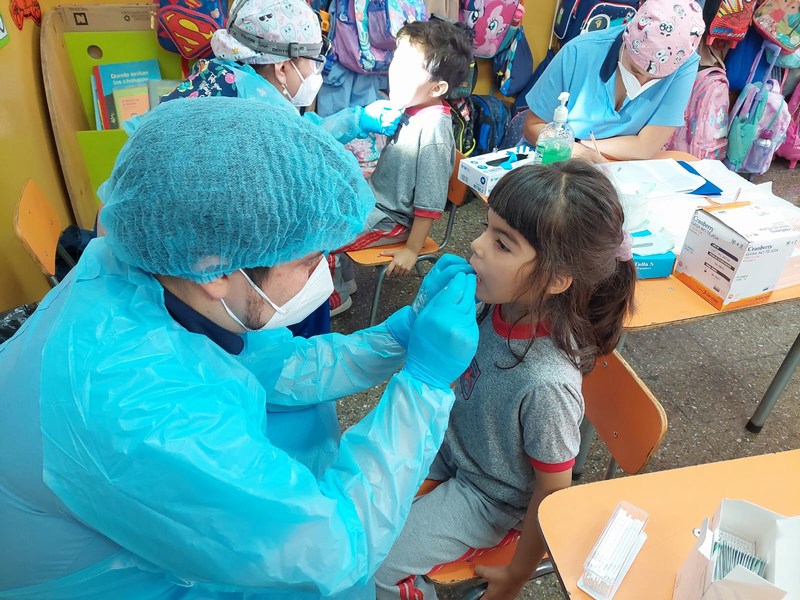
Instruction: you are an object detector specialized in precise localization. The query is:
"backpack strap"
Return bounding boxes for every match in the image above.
[744,40,784,89]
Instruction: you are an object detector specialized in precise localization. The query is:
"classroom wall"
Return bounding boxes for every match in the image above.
[0,0,556,312]
[0,0,149,312]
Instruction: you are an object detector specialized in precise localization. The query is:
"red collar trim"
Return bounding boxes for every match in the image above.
[405,100,449,117]
[492,305,550,340]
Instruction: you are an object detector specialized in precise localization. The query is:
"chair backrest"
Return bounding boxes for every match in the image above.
[13,179,64,278]
[583,351,667,475]
[447,150,468,207]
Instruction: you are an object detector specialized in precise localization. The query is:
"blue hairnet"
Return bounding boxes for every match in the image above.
[100,97,374,282]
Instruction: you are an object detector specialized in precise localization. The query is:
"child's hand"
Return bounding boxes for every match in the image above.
[474,564,527,600]
[381,247,419,277]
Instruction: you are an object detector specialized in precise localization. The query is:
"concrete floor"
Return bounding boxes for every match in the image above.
[331,157,800,599]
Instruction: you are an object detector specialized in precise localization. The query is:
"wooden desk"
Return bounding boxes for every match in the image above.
[626,275,800,331]
[539,450,800,599]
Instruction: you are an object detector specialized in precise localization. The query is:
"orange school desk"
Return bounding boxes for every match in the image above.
[538,449,800,599]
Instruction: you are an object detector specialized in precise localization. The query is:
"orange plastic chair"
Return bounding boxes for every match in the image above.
[423,351,667,596]
[346,151,470,326]
[13,180,74,288]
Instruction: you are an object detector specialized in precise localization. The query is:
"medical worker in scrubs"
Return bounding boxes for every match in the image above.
[155,0,404,473]
[0,97,478,599]
[163,0,402,149]
[524,0,704,160]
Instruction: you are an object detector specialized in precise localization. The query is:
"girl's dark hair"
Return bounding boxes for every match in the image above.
[488,160,636,375]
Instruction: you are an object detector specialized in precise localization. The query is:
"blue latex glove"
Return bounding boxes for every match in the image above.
[403,271,479,389]
[360,100,404,136]
[387,254,475,348]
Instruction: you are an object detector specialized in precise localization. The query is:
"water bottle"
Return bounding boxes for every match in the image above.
[743,131,774,174]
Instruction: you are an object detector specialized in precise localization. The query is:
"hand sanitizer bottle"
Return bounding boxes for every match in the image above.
[534,92,574,165]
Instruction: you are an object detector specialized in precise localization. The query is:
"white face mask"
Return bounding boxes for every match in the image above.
[617,59,659,100]
[221,258,333,332]
[283,61,323,107]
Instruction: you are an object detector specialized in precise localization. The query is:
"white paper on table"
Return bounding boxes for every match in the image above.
[600,159,706,195]
[688,160,756,197]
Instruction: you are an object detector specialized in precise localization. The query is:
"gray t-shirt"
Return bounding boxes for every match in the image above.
[439,305,584,519]
[366,101,455,230]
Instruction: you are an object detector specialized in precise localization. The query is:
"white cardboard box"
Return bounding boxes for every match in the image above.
[457,147,538,196]
[674,204,800,310]
[673,499,800,600]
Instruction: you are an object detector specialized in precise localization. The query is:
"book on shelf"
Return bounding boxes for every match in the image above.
[89,74,103,130]
[92,59,161,130]
[147,79,182,108]
[112,86,150,126]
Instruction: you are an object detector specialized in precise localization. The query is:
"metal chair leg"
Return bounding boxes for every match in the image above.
[573,418,596,480]
[604,457,619,480]
[746,331,800,433]
[368,265,389,327]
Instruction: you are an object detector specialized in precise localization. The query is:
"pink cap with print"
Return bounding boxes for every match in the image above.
[622,0,705,77]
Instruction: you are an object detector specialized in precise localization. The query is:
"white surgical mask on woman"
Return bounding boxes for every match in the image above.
[282,60,324,107]
[618,54,659,100]
[221,258,333,331]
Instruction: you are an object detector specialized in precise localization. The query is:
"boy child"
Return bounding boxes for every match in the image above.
[329,19,473,315]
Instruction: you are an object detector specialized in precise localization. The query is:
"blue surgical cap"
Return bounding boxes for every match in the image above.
[100,97,374,282]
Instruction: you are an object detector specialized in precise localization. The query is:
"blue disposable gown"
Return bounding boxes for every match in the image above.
[128,58,376,476]
[0,239,454,598]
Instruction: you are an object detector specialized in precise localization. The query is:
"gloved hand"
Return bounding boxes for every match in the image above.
[403,271,479,389]
[386,254,475,348]
[360,100,404,136]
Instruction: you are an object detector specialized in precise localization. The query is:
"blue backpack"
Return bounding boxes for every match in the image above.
[470,94,511,154]
[492,26,534,96]
[512,46,555,112]
[725,28,772,93]
[554,0,639,46]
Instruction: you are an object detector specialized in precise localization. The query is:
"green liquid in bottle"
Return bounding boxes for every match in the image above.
[535,142,572,165]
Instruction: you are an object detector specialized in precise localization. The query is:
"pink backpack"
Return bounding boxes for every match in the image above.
[460,0,524,58]
[667,67,730,160]
[777,82,800,169]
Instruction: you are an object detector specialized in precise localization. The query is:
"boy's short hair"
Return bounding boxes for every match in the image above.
[396,20,474,93]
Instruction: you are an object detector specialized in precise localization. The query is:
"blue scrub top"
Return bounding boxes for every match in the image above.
[525,26,699,140]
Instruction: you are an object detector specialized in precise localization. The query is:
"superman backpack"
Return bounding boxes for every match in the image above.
[155,0,228,66]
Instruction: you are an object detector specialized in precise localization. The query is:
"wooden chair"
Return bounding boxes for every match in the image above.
[13,179,75,288]
[345,151,470,326]
[423,351,668,597]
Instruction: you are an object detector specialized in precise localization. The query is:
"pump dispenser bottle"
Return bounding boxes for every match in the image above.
[534,92,574,165]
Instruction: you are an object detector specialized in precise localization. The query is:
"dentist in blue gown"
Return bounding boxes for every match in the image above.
[0,97,478,599]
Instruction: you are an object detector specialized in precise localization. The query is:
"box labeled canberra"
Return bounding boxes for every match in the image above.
[674,204,799,310]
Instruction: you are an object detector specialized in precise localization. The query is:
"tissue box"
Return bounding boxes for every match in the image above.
[674,204,800,310]
[673,499,800,600]
[457,147,538,196]
[631,230,676,279]
[634,251,677,279]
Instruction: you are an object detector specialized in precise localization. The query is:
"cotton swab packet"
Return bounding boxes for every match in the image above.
[712,530,767,582]
[577,501,648,600]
